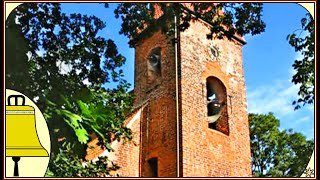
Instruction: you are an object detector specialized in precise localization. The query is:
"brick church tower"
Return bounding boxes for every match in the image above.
[177,18,252,177]
[87,4,252,177]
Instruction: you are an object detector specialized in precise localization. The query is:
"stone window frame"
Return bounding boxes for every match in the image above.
[206,76,229,135]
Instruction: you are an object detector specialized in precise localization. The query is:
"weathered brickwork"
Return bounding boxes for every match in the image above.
[180,19,251,176]
[134,31,178,177]
[102,31,178,177]
[85,109,142,177]
[87,14,251,177]
[111,108,142,177]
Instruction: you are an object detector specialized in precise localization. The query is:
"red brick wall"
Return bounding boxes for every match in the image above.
[85,31,178,177]
[112,109,142,177]
[86,17,251,177]
[134,31,178,177]
[85,109,142,177]
[179,19,252,177]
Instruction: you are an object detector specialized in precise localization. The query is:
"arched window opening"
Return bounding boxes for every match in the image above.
[206,77,229,135]
[147,47,161,84]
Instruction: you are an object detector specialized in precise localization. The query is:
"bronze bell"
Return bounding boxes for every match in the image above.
[6,95,49,176]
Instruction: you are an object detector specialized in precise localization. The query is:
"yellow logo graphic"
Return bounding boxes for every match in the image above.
[5,89,50,177]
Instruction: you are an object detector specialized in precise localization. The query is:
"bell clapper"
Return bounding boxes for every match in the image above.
[12,157,21,176]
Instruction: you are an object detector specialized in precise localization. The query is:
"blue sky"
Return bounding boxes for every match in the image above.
[59,3,314,140]
[242,3,314,140]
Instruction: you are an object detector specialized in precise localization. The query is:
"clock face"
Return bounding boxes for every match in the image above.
[208,44,220,60]
[211,46,219,58]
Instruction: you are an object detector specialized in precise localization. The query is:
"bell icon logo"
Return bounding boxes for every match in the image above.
[5,89,51,177]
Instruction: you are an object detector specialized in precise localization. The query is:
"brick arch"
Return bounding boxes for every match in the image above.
[200,61,230,91]
[202,65,230,135]
[206,76,227,103]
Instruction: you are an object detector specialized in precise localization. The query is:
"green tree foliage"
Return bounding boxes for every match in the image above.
[249,113,314,177]
[45,142,120,177]
[112,3,266,47]
[5,3,133,177]
[287,13,314,110]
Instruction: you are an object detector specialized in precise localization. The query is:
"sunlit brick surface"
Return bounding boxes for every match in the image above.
[87,15,251,177]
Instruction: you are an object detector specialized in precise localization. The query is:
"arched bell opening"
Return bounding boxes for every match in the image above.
[206,76,229,135]
[147,47,161,84]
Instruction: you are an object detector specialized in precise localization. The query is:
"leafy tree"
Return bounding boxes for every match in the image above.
[7,2,312,177]
[5,3,133,177]
[112,3,266,47]
[45,142,120,177]
[249,113,314,177]
[287,13,314,110]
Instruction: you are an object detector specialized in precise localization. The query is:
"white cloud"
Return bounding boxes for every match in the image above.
[291,115,311,128]
[246,70,315,140]
[246,81,299,117]
[299,116,311,123]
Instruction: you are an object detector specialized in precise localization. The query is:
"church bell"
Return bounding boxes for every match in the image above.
[6,95,49,176]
